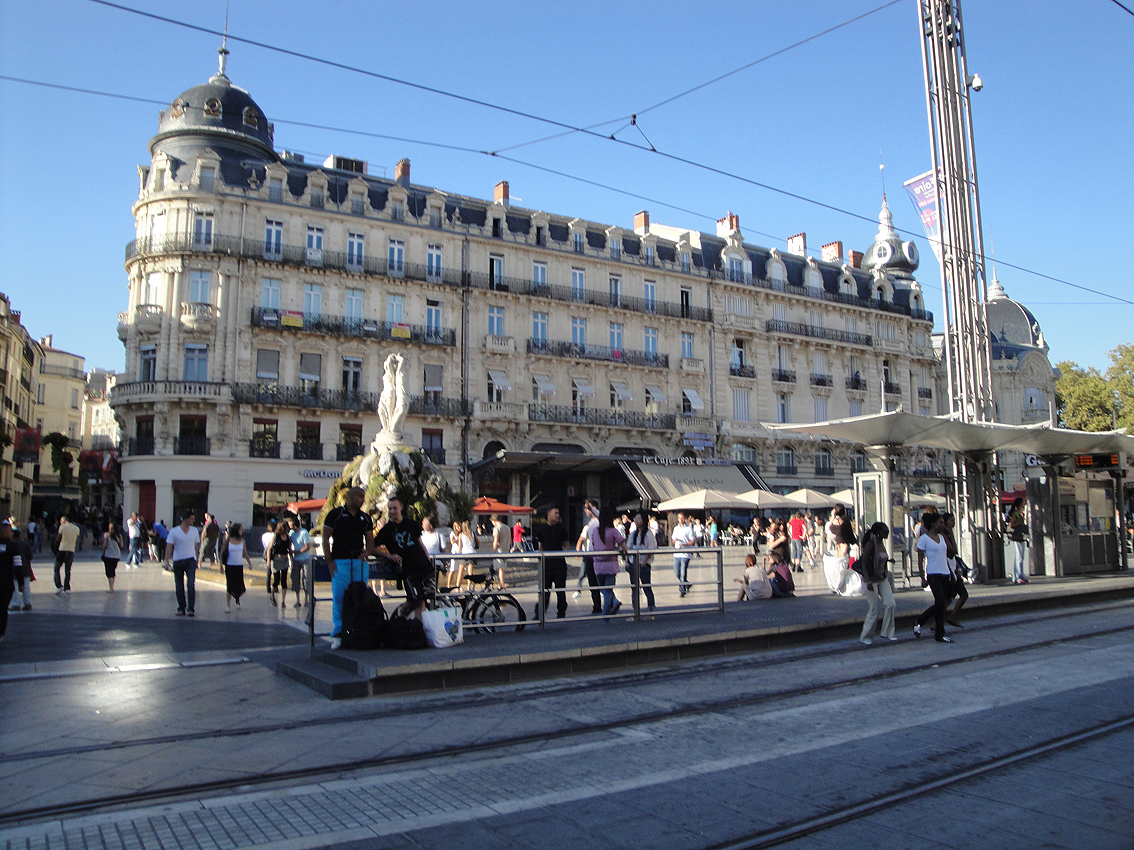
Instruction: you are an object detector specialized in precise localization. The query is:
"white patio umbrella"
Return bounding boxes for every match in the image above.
[828,489,856,507]
[656,489,760,512]
[783,488,844,508]
[735,489,801,510]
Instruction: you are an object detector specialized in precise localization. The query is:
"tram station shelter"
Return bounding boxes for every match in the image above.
[771,411,1133,579]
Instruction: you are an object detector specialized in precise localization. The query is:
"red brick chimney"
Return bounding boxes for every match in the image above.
[848,250,864,269]
[821,241,843,263]
[394,158,410,186]
[634,210,649,234]
[494,181,509,205]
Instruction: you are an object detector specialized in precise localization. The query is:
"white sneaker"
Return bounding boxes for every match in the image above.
[330,637,342,650]
[55,588,65,596]
[860,637,873,646]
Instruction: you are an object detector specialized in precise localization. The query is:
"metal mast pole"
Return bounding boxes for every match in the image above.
[917,0,1001,579]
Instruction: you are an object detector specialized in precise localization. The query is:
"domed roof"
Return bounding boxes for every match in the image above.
[986,272,1046,352]
[861,197,920,277]
[149,58,275,161]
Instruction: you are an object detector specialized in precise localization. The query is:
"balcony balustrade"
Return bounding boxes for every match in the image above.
[528,404,677,430]
[810,373,833,387]
[771,368,797,384]
[126,436,154,456]
[729,363,756,378]
[39,364,85,380]
[408,395,470,418]
[917,386,934,399]
[473,400,526,420]
[526,338,668,368]
[336,443,362,461]
[883,382,903,395]
[232,383,378,412]
[250,438,281,459]
[110,381,229,406]
[776,464,798,476]
[174,435,210,456]
[846,376,868,391]
[293,441,324,460]
[765,319,873,347]
[252,308,455,346]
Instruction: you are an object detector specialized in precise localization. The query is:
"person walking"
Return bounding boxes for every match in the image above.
[151,518,167,561]
[671,512,697,597]
[626,512,657,613]
[1008,497,1029,584]
[533,507,572,619]
[858,522,897,645]
[219,524,249,613]
[266,522,293,607]
[199,513,220,569]
[787,511,807,572]
[0,521,23,643]
[288,518,313,608]
[322,487,376,650]
[53,515,80,595]
[574,500,602,613]
[9,529,33,611]
[589,505,627,617]
[164,513,201,616]
[942,512,968,628]
[913,513,954,643]
[126,512,144,568]
[101,521,125,593]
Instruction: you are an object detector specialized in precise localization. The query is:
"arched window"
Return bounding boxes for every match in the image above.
[483,440,505,459]
[852,451,869,472]
[730,443,759,463]
[776,447,796,474]
[815,449,833,476]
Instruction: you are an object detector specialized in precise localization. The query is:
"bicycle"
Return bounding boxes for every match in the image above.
[432,568,526,633]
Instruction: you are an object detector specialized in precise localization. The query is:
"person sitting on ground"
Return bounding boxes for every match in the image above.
[734,553,772,601]
[767,549,795,598]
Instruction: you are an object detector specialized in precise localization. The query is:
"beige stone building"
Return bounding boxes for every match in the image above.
[0,294,41,525]
[31,336,86,514]
[112,60,943,532]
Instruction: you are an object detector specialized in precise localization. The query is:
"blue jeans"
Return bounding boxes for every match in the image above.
[673,555,690,595]
[1012,541,1027,581]
[597,573,619,615]
[173,558,196,612]
[128,538,143,565]
[331,558,366,637]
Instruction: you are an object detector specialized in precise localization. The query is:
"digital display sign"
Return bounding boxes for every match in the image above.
[1073,453,1120,469]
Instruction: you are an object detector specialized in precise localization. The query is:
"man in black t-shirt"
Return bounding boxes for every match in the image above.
[322,487,375,647]
[533,507,573,619]
[374,498,432,619]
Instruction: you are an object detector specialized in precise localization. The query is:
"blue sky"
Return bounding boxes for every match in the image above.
[1,0,1130,373]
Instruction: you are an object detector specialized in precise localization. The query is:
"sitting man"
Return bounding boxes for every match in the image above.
[374,498,433,620]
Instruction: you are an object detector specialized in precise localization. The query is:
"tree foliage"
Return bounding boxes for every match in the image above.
[41,432,74,488]
[1105,343,1134,431]
[1055,343,1133,432]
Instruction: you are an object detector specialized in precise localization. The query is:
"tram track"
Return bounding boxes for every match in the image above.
[3,605,1133,829]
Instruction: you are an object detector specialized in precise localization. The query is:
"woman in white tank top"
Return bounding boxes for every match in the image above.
[221,524,250,613]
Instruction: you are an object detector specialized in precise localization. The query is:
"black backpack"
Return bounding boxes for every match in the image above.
[340,581,387,650]
[382,617,428,650]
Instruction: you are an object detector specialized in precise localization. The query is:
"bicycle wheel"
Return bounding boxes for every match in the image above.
[472,594,526,632]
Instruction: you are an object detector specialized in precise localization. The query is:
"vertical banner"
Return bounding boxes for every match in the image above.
[903,171,943,263]
[12,427,41,465]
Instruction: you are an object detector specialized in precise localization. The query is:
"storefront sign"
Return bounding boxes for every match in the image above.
[641,456,730,467]
[302,469,341,479]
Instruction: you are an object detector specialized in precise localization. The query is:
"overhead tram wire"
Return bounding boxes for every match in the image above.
[2,72,1130,307]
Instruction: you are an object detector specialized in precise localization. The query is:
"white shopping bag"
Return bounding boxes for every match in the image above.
[422,607,464,648]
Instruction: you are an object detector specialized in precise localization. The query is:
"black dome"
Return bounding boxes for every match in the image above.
[149,71,275,161]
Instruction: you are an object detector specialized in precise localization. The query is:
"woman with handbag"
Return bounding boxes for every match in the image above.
[101,521,125,593]
[626,512,657,613]
[1008,497,1029,584]
[589,505,627,617]
[858,522,896,645]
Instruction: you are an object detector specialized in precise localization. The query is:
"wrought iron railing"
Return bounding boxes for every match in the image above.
[408,395,470,418]
[525,338,669,368]
[917,386,933,399]
[174,435,210,456]
[251,308,455,346]
[293,441,323,460]
[765,319,873,347]
[814,465,835,477]
[771,368,797,384]
[39,364,85,380]
[776,464,798,476]
[232,383,379,412]
[127,437,154,456]
[336,443,362,461]
[250,438,281,459]
[527,404,676,429]
[884,382,903,395]
[729,364,757,378]
[846,376,868,391]
[810,373,833,387]
[423,447,446,465]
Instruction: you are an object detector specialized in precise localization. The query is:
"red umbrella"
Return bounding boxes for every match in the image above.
[471,496,533,514]
[286,497,326,514]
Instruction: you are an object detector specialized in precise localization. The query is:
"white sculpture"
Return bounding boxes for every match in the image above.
[359,354,412,488]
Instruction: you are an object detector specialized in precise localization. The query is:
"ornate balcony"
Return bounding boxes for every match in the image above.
[729,364,757,378]
[252,308,455,346]
[846,376,868,391]
[771,368,797,384]
[180,302,218,332]
[336,443,362,462]
[110,381,229,407]
[814,464,835,477]
[917,386,933,399]
[293,441,323,460]
[174,435,210,456]
[474,401,526,421]
[526,338,669,369]
[528,404,677,430]
[765,319,873,347]
[408,395,470,418]
[250,438,281,459]
[883,382,903,396]
[809,373,833,387]
[133,304,163,335]
[126,437,154,456]
[776,464,798,476]
[232,383,378,412]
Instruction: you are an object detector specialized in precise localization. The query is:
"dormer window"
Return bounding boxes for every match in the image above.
[269,178,283,203]
[204,98,221,117]
[429,207,442,228]
[390,201,404,222]
[644,246,655,266]
[242,107,258,128]
[199,167,214,192]
[610,239,621,260]
[310,189,324,209]
[681,253,690,273]
[492,217,502,238]
[170,99,186,118]
[573,233,584,253]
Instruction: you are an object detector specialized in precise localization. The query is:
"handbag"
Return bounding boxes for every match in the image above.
[422,607,464,648]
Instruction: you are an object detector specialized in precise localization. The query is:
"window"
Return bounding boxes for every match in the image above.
[421,429,443,463]
[153,168,165,191]
[609,322,623,351]
[261,278,281,309]
[256,349,280,380]
[883,359,894,385]
[681,253,690,273]
[728,256,744,282]
[731,339,746,367]
[571,268,585,301]
[264,219,282,257]
[184,344,208,382]
[809,309,823,329]
[726,293,752,316]
[351,196,365,215]
[573,232,584,253]
[680,286,692,318]
[777,447,795,472]
[341,357,362,392]
[68,422,76,441]
[609,275,622,307]
[532,311,548,342]
[733,388,750,421]
[347,232,364,268]
[610,239,621,260]
[845,316,857,334]
[148,210,166,244]
[199,166,214,192]
[423,364,443,407]
[268,178,283,202]
[532,261,547,287]
[251,420,278,457]
[849,399,863,417]
[188,270,210,303]
[681,332,694,359]
[299,353,321,394]
[645,386,662,414]
[610,383,624,411]
[814,395,828,422]
[487,371,508,403]
[571,317,586,347]
[878,320,897,340]
[852,451,869,472]
[915,329,928,346]
[643,280,656,311]
[386,294,404,324]
[36,382,44,404]
[488,306,504,336]
[143,272,161,305]
[390,201,404,221]
[140,345,157,382]
[306,225,323,253]
[772,303,787,323]
[815,449,833,475]
[310,189,324,209]
[426,299,441,338]
[776,393,790,424]
[492,217,502,238]
[193,212,213,247]
[682,391,693,415]
[427,245,443,280]
[535,225,545,245]
[571,378,589,415]
[644,327,658,355]
[345,288,363,321]
[849,355,863,380]
[776,344,790,370]
[813,350,828,375]
[303,283,322,316]
[70,388,80,409]
[429,207,442,227]
[488,254,505,289]
[388,239,404,275]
